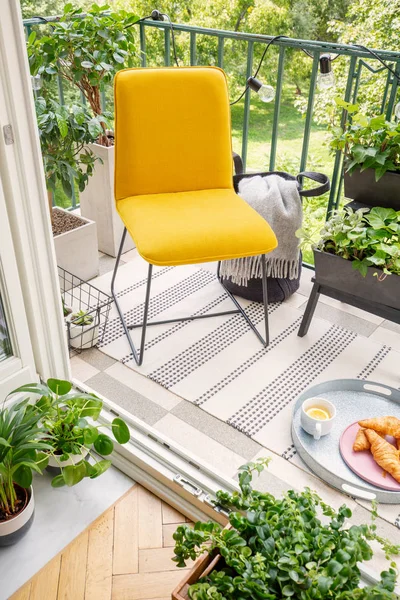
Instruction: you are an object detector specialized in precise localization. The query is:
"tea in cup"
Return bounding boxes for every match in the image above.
[300,398,336,440]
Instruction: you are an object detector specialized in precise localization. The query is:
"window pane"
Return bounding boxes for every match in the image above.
[0,293,12,362]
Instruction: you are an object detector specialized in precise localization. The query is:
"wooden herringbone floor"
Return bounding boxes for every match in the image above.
[10,485,193,600]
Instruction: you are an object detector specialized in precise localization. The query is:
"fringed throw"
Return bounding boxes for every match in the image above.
[220,174,302,286]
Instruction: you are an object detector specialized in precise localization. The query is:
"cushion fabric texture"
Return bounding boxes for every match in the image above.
[114,66,277,266]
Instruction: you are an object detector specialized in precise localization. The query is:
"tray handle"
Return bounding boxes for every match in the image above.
[341,483,376,500]
[363,383,392,396]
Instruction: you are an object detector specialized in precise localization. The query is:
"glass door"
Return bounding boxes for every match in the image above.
[0,174,36,398]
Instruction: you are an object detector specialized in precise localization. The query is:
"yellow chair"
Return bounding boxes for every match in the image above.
[112,66,277,365]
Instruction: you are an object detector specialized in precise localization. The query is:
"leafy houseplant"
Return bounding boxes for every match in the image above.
[28,3,139,147]
[35,96,102,207]
[0,394,51,545]
[172,459,400,600]
[298,206,400,279]
[25,379,130,487]
[330,100,400,182]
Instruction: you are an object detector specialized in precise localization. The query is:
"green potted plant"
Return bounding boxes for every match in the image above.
[172,459,400,599]
[68,309,99,350]
[331,99,400,208]
[0,391,51,546]
[29,378,130,487]
[28,3,139,257]
[35,95,102,280]
[296,206,400,336]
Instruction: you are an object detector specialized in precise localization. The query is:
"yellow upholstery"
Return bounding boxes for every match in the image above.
[117,189,277,266]
[114,66,277,266]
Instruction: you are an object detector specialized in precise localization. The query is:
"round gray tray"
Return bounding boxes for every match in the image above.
[291,379,400,503]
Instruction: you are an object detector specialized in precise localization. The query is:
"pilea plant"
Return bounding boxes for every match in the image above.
[28,3,139,146]
[297,206,400,279]
[173,459,400,599]
[17,379,130,488]
[330,99,400,181]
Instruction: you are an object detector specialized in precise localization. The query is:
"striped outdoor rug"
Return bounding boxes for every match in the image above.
[94,255,400,527]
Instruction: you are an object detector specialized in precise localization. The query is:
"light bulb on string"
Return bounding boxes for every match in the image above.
[31,74,42,91]
[317,54,335,90]
[247,76,275,103]
[395,102,400,120]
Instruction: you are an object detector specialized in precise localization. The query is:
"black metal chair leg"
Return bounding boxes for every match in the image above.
[111,228,152,366]
[261,254,269,347]
[217,257,270,347]
[298,280,320,337]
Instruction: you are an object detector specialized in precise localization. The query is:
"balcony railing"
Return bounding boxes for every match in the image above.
[23,15,400,214]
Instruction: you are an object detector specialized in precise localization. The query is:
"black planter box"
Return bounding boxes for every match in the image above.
[298,249,400,337]
[314,249,400,310]
[344,167,400,210]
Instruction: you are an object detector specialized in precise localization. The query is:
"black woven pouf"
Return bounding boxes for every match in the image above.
[221,255,302,303]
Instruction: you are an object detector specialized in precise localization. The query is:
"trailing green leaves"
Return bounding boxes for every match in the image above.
[330,101,400,181]
[174,461,400,600]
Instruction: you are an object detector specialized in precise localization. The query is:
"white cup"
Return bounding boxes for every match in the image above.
[300,397,336,440]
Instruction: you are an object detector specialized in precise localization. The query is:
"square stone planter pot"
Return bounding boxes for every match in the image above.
[53,207,99,282]
[79,144,134,257]
[344,167,400,209]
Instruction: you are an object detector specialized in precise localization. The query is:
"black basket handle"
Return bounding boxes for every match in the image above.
[233,152,244,175]
[296,171,330,197]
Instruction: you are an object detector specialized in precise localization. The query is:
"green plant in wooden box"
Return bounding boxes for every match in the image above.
[173,459,400,599]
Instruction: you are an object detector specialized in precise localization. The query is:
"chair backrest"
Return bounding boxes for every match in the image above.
[114,66,233,201]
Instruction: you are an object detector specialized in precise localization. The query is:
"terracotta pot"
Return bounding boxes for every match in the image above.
[0,486,34,547]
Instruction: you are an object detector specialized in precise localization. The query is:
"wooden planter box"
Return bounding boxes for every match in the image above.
[344,167,400,210]
[172,551,222,600]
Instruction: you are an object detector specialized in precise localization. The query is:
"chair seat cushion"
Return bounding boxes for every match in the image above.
[117,188,277,266]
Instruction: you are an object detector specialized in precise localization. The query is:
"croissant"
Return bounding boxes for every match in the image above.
[364,429,400,483]
[353,428,370,452]
[358,416,400,439]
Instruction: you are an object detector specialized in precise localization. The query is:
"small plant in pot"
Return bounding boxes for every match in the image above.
[172,459,400,599]
[330,99,400,208]
[69,309,99,350]
[0,393,51,546]
[29,378,130,487]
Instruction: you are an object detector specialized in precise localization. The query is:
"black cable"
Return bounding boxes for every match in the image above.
[230,35,286,106]
[161,13,180,67]
[354,44,400,82]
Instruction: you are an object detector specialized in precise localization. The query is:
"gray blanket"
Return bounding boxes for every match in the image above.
[220,174,302,285]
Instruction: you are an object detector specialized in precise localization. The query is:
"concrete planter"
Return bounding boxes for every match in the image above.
[0,486,34,547]
[79,144,134,257]
[53,207,99,281]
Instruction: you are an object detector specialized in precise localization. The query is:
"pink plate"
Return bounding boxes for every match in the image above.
[339,422,400,492]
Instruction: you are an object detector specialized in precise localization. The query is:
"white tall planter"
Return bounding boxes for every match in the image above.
[79,144,134,257]
[53,207,99,281]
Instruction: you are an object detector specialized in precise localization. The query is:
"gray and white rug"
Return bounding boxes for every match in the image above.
[94,255,400,526]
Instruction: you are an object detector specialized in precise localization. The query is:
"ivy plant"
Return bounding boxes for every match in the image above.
[297,206,400,279]
[35,96,103,203]
[330,99,400,181]
[16,379,130,488]
[173,459,400,599]
[27,3,139,146]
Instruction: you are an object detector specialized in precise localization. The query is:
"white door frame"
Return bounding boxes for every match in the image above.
[0,0,70,383]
